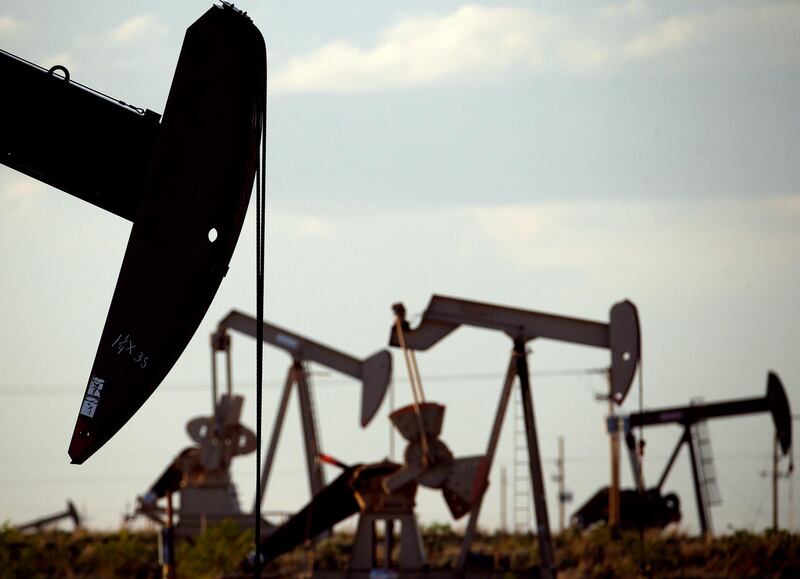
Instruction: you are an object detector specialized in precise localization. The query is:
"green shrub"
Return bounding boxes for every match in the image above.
[175,519,253,579]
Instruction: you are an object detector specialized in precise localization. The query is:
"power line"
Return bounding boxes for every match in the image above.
[0,452,773,489]
[0,367,609,397]
[0,467,307,487]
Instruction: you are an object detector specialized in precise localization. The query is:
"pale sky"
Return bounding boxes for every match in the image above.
[0,0,798,536]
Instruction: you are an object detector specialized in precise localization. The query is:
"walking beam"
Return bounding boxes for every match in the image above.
[215,309,392,426]
[388,294,640,403]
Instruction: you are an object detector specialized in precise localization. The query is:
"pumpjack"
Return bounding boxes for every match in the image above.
[211,310,392,514]
[0,3,266,464]
[17,501,82,532]
[245,402,489,577]
[130,310,391,540]
[132,393,259,539]
[388,295,640,578]
[573,372,793,535]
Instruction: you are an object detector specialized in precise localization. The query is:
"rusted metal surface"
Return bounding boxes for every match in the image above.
[216,310,392,427]
[389,295,640,403]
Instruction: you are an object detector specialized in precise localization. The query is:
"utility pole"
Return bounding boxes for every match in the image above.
[553,436,573,534]
[608,373,620,528]
[759,432,795,532]
[773,434,779,531]
[557,437,565,532]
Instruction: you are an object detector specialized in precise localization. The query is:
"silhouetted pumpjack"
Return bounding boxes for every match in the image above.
[0,4,266,464]
[573,372,793,535]
[17,501,82,532]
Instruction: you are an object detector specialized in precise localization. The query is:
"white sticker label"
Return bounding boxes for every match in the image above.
[87,376,104,397]
[80,397,99,418]
[276,333,300,350]
[80,376,105,418]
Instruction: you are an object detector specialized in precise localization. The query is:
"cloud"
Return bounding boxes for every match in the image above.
[297,216,334,237]
[0,177,45,220]
[624,17,695,61]
[466,197,800,277]
[0,14,20,33]
[41,52,77,75]
[598,0,645,19]
[274,6,550,93]
[272,2,800,93]
[56,13,175,106]
[109,14,166,45]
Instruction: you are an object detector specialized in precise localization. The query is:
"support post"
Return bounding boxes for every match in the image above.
[210,331,232,423]
[296,363,326,498]
[225,337,233,397]
[384,519,395,568]
[254,364,296,512]
[456,355,517,571]
[515,340,556,579]
[686,426,711,537]
[656,432,687,491]
[211,341,219,418]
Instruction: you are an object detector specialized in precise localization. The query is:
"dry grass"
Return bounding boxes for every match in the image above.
[1,521,798,578]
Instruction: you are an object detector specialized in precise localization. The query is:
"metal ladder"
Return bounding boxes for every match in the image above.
[689,397,721,535]
[691,417,721,507]
[512,384,532,533]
